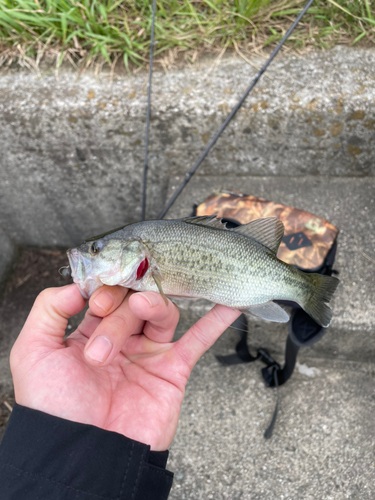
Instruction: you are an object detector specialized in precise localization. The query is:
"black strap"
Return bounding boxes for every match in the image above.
[216,315,259,365]
[264,368,280,440]
[216,312,303,387]
[216,309,327,438]
[262,333,300,387]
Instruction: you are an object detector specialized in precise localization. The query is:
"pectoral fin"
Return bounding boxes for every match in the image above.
[152,272,169,306]
[246,301,289,323]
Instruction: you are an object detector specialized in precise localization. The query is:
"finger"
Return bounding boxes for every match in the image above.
[65,309,102,345]
[174,304,241,370]
[84,293,143,366]
[76,309,103,338]
[123,333,171,359]
[17,284,86,348]
[129,292,180,343]
[89,285,129,317]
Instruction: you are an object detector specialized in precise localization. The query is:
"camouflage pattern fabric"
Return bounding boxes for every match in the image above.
[196,190,338,271]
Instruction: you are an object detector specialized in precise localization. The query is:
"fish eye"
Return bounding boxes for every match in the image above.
[89,241,101,256]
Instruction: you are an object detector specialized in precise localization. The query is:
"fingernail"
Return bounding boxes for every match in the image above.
[138,292,160,308]
[86,336,112,362]
[93,291,115,313]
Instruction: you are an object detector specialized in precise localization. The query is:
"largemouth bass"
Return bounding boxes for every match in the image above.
[66,216,339,327]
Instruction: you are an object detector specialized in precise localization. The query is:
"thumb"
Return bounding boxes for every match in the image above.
[16,284,86,349]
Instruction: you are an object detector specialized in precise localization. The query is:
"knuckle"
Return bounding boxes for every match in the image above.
[172,303,180,321]
[146,303,180,338]
[36,287,57,304]
[9,345,18,372]
[157,302,180,324]
[174,359,191,384]
[211,305,237,330]
[107,314,127,330]
[174,342,194,371]
[190,322,211,350]
[210,306,227,327]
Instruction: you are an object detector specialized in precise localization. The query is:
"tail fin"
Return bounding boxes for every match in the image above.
[302,274,339,328]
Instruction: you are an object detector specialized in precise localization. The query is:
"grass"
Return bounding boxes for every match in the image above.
[0,0,374,70]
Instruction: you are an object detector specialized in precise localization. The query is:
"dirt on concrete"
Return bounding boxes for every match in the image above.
[0,248,75,438]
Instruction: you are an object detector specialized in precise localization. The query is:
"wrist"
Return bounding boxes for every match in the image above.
[0,404,173,500]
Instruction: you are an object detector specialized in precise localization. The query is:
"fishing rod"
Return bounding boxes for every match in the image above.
[148,0,315,219]
[141,0,157,221]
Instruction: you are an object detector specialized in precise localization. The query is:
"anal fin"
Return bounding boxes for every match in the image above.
[246,301,289,323]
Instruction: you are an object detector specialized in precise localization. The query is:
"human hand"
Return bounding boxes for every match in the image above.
[10,284,240,451]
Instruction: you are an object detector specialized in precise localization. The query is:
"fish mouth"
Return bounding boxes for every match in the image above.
[67,248,101,299]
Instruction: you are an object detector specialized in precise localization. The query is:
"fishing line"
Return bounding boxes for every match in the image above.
[157,0,315,219]
[173,302,287,337]
[189,314,248,336]
[141,0,157,221]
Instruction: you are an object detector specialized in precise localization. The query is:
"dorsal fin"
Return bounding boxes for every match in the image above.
[233,217,284,254]
[182,215,284,254]
[182,215,228,230]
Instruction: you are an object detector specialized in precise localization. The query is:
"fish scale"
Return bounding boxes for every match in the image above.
[139,223,256,301]
[139,221,287,305]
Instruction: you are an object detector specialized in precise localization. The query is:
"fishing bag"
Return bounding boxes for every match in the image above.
[194,190,339,438]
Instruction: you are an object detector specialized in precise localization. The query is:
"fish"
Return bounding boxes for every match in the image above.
[66,215,339,327]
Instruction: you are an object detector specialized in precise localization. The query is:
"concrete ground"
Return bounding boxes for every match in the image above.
[169,338,375,500]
